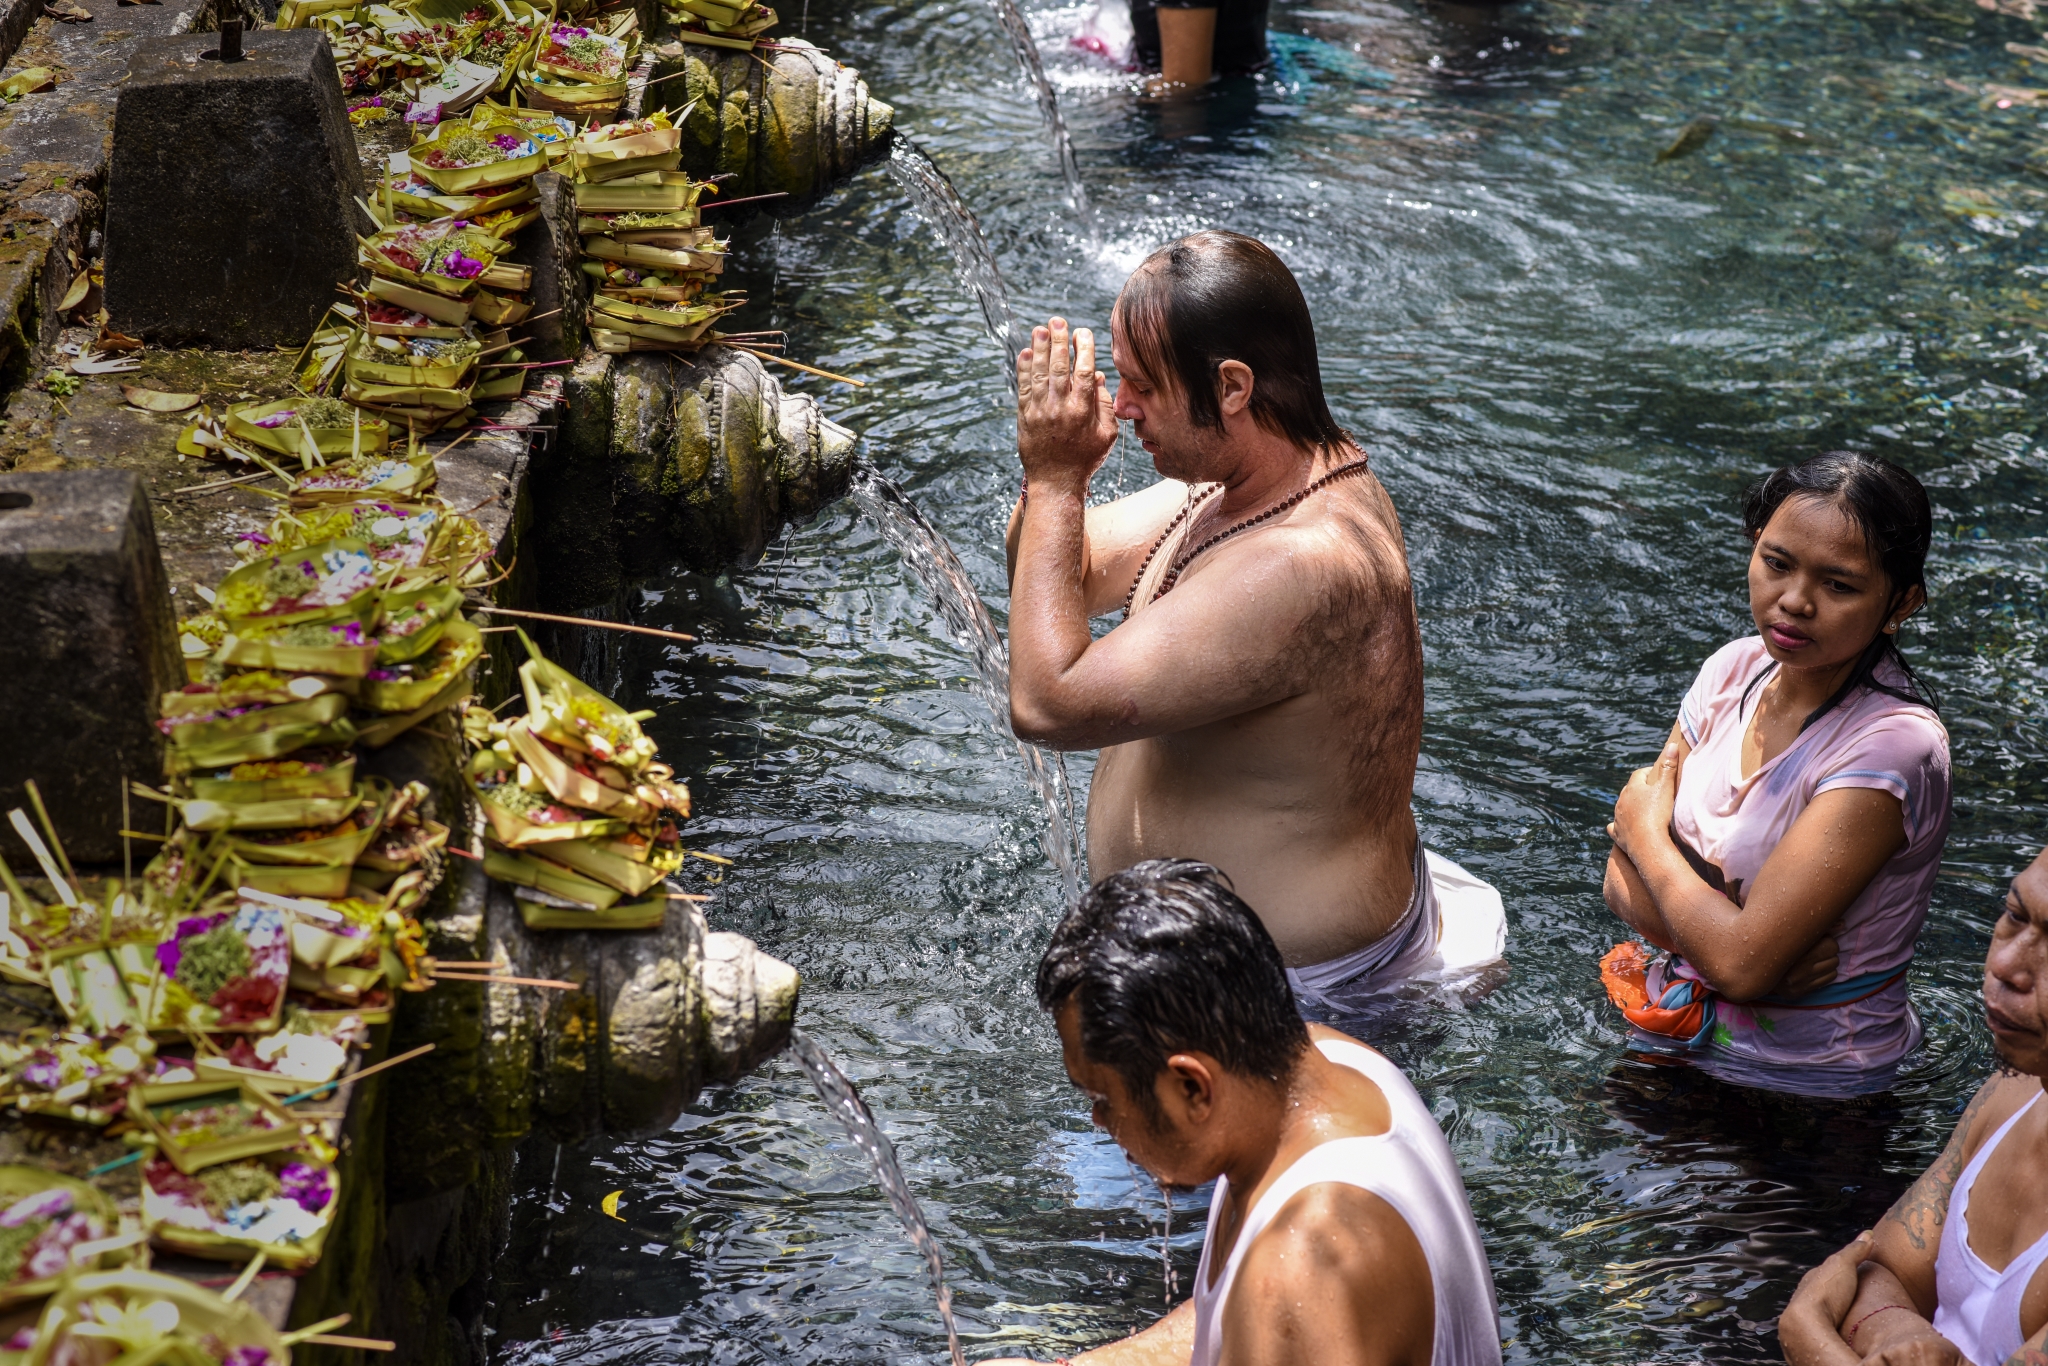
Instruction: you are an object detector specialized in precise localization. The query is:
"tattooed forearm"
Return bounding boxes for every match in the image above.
[1883,1081,2002,1251]
[2001,1345,2048,1366]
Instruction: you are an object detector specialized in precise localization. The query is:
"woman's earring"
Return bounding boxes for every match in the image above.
[1885,622,1899,635]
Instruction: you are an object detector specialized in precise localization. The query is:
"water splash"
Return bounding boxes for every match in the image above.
[889,139,1020,388]
[788,1029,968,1366]
[849,461,1084,901]
[1157,1180,1178,1304]
[984,0,1097,242]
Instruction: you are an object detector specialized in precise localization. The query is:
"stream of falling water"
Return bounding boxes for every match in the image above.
[847,460,1084,902]
[887,139,1021,387]
[786,1029,969,1366]
[983,0,1095,236]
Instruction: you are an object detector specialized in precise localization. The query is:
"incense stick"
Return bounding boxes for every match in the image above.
[473,606,696,643]
[697,191,791,212]
[430,971,580,989]
[162,469,278,499]
[718,343,864,387]
[280,1042,436,1105]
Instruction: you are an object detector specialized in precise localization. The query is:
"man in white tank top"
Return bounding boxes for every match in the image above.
[985,860,1502,1366]
[1780,843,2048,1366]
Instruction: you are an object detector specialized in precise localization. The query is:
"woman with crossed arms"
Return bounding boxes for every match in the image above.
[1601,449,1951,1094]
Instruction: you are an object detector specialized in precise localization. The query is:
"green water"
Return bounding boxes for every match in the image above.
[490,0,2048,1360]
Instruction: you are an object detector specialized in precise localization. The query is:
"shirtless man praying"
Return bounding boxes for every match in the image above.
[1006,230,1503,1009]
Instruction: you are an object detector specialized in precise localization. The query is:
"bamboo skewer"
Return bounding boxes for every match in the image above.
[472,606,695,643]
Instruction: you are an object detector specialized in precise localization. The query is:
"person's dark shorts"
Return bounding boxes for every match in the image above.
[1128,0,1268,75]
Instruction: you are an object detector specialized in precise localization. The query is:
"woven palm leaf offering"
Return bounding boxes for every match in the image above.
[282,890,428,1006]
[462,633,688,929]
[406,57,501,123]
[0,1029,191,1126]
[150,901,293,1035]
[408,118,548,195]
[0,1171,140,1310]
[222,397,388,468]
[567,109,680,182]
[587,294,732,350]
[23,1269,290,1366]
[128,1080,300,1177]
[467,99,578,160]
[517,13,638,120]
[360,618,482,714]
[235,501,488,590]
[184,752,358,807]
[143,1144,338,1269]
[359,218,510,304]
[571,167,699,214]
[457,4,545,78]
[191,1008,364,1095]
[204,539,381,681]
[158,673,358,773]
[288,443,441,505]
[667,0,775,47]
[317,11,439,97]
[275,0,356,29]
[178,778,391,901]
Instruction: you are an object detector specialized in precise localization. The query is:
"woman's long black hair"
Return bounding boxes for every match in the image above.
[1738,450,1938,733]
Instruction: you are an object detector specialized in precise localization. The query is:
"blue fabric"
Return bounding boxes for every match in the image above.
[1755,965,1905,1008]
[1652,963,1905,1053]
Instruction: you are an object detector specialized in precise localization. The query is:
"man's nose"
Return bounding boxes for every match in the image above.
[1988,925,2039,1000]
[1113,388,1142,420]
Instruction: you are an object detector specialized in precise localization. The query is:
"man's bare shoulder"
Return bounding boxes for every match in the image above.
[1225,1182,1432,1366]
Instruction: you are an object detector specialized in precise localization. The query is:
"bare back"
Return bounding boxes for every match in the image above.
[1084,453,1423,965]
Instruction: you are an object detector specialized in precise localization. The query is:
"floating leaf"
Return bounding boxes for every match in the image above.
[601,1189,624,1220]
[120,385,201,413]
[1656,117,1717,163]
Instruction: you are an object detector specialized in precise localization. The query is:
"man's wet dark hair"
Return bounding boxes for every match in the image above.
[1036,859,1310,1122]
[1740,449,1938,732]
[1114,231,1349,452]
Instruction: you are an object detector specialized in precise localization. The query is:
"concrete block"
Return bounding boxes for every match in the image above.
[104,30,365,349]
[0,470,181,867]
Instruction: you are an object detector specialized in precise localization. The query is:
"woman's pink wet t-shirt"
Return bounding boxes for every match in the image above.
[1651,636,1952,1077]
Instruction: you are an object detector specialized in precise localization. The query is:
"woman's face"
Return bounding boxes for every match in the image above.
[1747,494,1920,673]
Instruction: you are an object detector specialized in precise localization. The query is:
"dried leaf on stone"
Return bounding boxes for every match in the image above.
[95,326,143,353]
[68,352,140,375]
[121,385,201,413]
[42,1,92,22]
[0,67,60,100]
[57,270,90,313]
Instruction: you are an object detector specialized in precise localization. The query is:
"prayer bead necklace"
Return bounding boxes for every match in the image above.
[1123,453,1375,617]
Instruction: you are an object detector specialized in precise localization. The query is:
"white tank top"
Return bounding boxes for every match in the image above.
[1933,1091,2048,1365]
[1188,1039,1502,1366]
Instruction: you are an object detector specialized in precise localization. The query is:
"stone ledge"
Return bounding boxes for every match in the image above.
[0,0,204,385]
